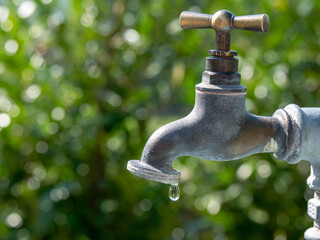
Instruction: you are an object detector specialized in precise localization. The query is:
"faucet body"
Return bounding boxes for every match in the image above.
[127,80,320,186]
[127,10,320,239]
[127,10,320,188]
[128,83,281,184]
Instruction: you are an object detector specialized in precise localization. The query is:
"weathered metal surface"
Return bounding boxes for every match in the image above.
[208,49,237,57]
[305,227,320,240]
[127,83,281,184]
[202,71,241,85]
[179,10,269,32]
[206,56,238,72]
[273,106,320,191]
[127,160,180,185]
[305,192,320,240]
[179,10,269,51]
[203,54,240,85]
[127,9,320,239]
[308,197,320,220]
[274,106,320,165]
[128,10,275,184]
[272,105,320,239]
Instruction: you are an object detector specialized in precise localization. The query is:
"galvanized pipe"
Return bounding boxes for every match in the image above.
[273,106,320,239]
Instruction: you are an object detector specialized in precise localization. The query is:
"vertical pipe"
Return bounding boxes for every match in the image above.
[304,189,320,239]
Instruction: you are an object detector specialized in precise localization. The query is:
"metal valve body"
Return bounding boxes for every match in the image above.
[127,10,320,239]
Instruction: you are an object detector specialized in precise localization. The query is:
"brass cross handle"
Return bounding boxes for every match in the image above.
[180,10,270,52]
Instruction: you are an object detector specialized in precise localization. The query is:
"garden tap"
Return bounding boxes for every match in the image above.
[127,10,279,184]
[127,10,320,239]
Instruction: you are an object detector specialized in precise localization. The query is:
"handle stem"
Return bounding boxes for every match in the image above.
[216,31,231,51]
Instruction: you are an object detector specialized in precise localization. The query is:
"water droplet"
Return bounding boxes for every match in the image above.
[169,184,180,201]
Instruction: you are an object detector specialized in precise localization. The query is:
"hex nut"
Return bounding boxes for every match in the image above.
[206,56,238,73]
[308,198,320,220]
[202,71,241,85]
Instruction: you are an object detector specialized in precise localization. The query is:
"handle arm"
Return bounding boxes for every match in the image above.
[179,10,270,51]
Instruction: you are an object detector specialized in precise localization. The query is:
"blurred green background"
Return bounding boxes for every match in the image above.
[0,0,320,239]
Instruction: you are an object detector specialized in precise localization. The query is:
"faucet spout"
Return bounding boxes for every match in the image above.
[127,9,282,185]
[127,83,280,184]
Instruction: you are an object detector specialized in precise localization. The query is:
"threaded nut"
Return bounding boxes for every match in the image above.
[202,71,241,85]
[308,198,320,220]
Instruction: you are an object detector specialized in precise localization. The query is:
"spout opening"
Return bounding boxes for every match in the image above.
[127,160,180,185]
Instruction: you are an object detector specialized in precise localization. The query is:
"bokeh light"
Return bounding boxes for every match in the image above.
[0,0,319,239]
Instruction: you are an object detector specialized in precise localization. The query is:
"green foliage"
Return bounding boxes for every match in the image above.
[0,0,319,239]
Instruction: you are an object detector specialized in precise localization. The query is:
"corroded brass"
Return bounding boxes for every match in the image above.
[179,10,270,84]
[180,10,269,51]
[208,50,238,57]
